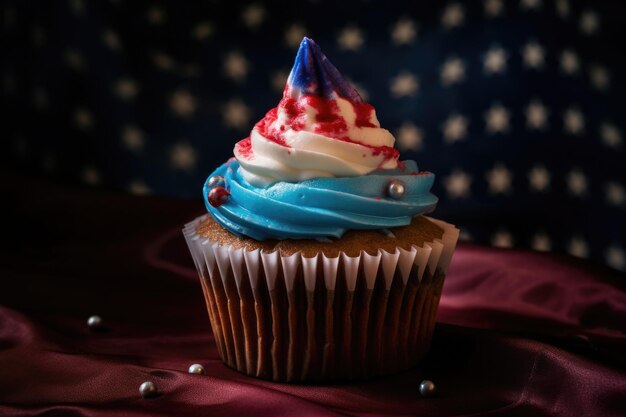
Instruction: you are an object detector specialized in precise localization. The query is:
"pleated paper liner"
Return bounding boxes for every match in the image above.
[183,216,459,382]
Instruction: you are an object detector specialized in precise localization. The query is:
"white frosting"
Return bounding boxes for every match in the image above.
[234,96,398,186]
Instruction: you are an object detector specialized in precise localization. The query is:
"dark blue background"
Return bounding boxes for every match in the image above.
[3,0,625,271]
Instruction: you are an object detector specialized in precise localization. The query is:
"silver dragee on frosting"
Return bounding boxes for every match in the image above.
[204,38,438,241]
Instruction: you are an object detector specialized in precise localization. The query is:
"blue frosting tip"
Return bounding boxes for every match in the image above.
[287,37,363,102]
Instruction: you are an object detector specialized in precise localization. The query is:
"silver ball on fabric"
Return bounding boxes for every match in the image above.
[139,381,158,398]
[387,179,406,199]
[87,315,103,330]
[188,364,206,375]
[419,380,437,397]
[207,175,225,188]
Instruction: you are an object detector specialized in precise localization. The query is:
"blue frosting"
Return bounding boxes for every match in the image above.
[289,37,363,103]
[204,159,438,241]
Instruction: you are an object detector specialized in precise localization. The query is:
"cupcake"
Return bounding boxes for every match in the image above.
[184,37,459,382]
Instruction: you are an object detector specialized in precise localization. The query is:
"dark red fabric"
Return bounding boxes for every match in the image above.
[1,175,626,417]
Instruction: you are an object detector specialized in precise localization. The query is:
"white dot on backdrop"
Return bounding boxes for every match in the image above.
[128,180,152,196]
[113,78,138,101]
[223,51,250,83]
[560,49,580,75]
[443,169,473,199]
[579,10,600,35]
[556,0,570,17]
[285,23,307,48]
[396,122,424,151]
[390,72,419,98]
[122,125,146,152]
[563,107,585,135]
[241,4,266,30]
[170,142,198,171]
[391,17,417,45]
[528,164,550,192]
[492,229,514,248]
[81,166,101,186]
[153,52,175,71]
[484,103,510,134]
[70,0,85,16]
[484,46,508,74]
[192,22,213,41]
[485,163,513,194]
[600,123,623,149]
[531,233,552,252]
[102,29,122,51]
[440,57,465,86]
[589,65,610,91]
[567,236,589,258]
[337,25,364,51]
[73,108,94,130]
[605,182,626,208]
[522,41,545,69]
[222,99,252,130]
[442,114,469,144]
[606,245,625,271]
[484,0,504,17]
[146,6,166,25]
[525,99,549,130]
[566,169,588,196]
[441,3,465,29]
[169,89,197,118]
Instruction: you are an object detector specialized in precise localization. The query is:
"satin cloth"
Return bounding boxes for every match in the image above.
[1,175,626,417]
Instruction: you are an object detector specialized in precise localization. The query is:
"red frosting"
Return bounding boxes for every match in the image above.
[235,137,253,159]
[353,102,378,129]
[238,90,399,165]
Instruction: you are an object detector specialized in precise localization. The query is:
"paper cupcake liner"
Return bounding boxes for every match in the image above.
[183,215,459,382]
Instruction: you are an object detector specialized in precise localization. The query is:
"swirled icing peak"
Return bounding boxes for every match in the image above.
[203,37,438,241]
[288,37,363,102]
[234,37,399,186]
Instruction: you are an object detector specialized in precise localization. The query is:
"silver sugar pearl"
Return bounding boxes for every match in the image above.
[139,381,158,398]
[87,315,103,330]
[387,179,406,199]
[419,379,437,397]
[207,175,225,188]
[188,364,206,375]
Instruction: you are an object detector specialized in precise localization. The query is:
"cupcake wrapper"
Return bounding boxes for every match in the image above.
[183,216,459,382]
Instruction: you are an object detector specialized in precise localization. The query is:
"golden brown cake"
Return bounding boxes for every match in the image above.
[197,214,444,257]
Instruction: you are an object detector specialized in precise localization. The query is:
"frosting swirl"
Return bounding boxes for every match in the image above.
[235,94,399,186]
[234,37,399,186]
[203,37,438,241]
[204,159,437,240]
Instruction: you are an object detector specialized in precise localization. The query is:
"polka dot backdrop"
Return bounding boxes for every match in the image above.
[3,0,625,271]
